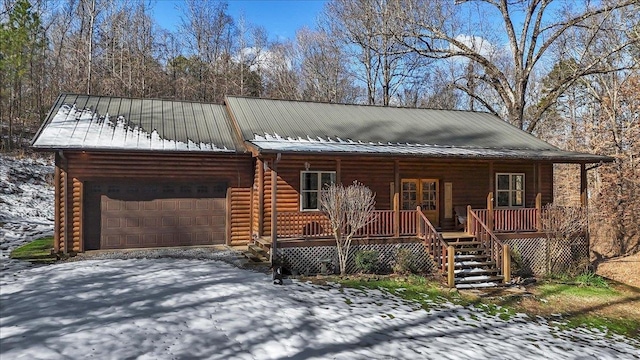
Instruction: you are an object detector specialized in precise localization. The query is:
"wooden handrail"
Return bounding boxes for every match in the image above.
[416,206,453,285]
[468,207,510,281]
[276,209,417,239]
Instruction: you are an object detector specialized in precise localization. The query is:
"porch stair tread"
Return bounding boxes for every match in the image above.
[447,241,482,247]
[243,251,267,263]
[455,282,503,289]
[454,268,498,275]
[244,244,269,263]
[454,254,489,260]
[450,260,497,268]
[455,275,504,284]
[255,237,272,248]
[452,247,485,253]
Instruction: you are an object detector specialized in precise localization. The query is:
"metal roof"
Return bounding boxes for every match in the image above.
[226,96,558,150]
[227,96,612,163]
[32,94,242,152]
[249,134,612,163]
[31,94,613,163]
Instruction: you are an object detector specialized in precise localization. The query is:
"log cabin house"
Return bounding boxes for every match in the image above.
[32,94,612,287]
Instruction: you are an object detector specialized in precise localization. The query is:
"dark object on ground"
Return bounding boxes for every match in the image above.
[273,266,283,285]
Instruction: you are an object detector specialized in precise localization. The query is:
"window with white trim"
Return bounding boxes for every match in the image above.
[300,171,336,210]
[496,173,525,207]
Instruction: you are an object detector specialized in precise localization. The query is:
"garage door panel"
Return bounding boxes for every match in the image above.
[126,235,140,245]
[162,201,177,211]
[125,202,139,211]
[179,200,193,210]
[126,218,139,228]
[144,202,158,211]
[95,182,227,249]
[142,234,158,245]
[143,217,158,227]
[106,218,121,229]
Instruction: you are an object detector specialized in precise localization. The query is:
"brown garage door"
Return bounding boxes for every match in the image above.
[84,182,227,250]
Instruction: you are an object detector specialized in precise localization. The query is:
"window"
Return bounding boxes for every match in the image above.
[496,173,525,207]
[300,171,336,210]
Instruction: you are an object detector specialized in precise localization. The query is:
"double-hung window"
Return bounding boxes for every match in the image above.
[496,173,525,207]
[300,171,336,210]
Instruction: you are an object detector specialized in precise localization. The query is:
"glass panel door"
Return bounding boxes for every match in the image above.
[401,180,418,210]
[420,179,439,225]
[402,178,439,226]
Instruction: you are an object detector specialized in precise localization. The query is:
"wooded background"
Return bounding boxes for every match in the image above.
[1,0,638,258]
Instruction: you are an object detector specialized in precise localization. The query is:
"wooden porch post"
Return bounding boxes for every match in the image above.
[336,158,342,184]
[503,244,511,283]
[580,163,588,207]
[487,192,494,231]
[447,246,455,288]
[488,161,494,195]
[258,158,264,237]
[536,193,542,232]
[394,160,400,238]
[270,155,280,264]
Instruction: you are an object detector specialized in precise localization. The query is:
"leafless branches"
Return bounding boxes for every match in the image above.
[319,181,376,275]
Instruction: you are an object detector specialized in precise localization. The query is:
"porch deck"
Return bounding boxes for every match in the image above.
[272,206,545,243]
[254,206,560,288]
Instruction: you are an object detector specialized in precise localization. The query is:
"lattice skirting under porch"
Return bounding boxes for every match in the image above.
[275,242,436,275]
[504,236,588,276]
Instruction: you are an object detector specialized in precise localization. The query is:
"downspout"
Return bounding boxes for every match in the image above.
[270,153,281,265]
[58,150,68,255]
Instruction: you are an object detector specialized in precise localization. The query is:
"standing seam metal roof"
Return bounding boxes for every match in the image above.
[224,96,612,163]
[32,94,242,152]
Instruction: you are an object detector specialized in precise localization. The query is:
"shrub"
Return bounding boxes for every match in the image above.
[575,272,609,288]
[355,250,379,274]
[393,248,418,275]
[510,245,533,277]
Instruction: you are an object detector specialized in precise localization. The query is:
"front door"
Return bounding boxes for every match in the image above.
[402,179,439,225]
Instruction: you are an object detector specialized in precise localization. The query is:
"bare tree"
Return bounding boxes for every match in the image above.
[325,0,427,106]
[296,27,359,103]
[541,203,588,274]
[319,181,376,275]
[394,0,639,131]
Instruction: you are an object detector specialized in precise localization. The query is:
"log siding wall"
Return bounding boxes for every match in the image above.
[55,151,254,251]
[52,150,555,252]
[257,155,555,235]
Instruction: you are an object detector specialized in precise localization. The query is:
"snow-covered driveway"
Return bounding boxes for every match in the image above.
[1,259,637,360]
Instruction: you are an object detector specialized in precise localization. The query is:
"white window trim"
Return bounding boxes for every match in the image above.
[300,171,336,211]
[495,173,525,208]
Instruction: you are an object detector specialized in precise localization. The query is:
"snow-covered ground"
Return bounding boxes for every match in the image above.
[1,258,638,360]
[1,155,639,359]
[0,155,55,276]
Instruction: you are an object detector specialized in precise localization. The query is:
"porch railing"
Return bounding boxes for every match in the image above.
[468,207,510,280]
[474,208,540,233]
[276,210,418,239]
[416,207,456,286]
[276,212,332,238]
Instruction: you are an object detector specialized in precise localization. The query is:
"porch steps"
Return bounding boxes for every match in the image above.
[242,243,270,265]
[255,237,272,249]
[445,238,503,289]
